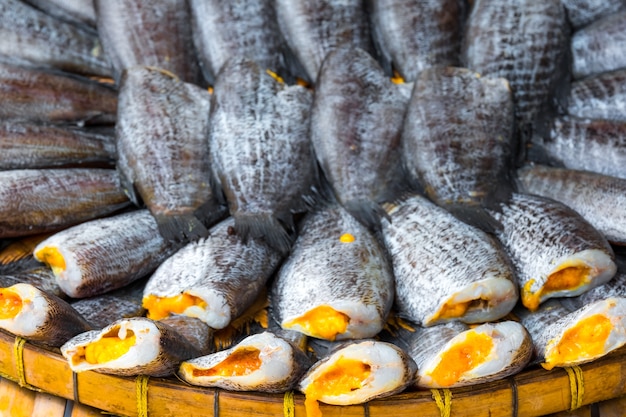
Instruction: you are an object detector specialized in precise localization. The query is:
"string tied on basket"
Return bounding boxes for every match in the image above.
[431,388,452,417]
[283,390,295,417]
[13,337,39,391]
[136,375,150,417]
[564,365,585,410]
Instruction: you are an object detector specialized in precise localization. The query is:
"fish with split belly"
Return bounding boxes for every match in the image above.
[488,192,616,311]
[116,66,226,243]
[0,168,130,239]
[0,283,92,347]
[310,47,410,231]
[566,69,626,122]
[381,193,518,327]
[209,57,318,254]
[401,66,516,232]
[271,203,394,341]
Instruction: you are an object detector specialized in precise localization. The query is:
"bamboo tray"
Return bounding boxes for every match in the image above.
[1,329,626,417]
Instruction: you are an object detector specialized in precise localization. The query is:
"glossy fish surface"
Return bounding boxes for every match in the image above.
[116,66,225,243]
[0,168,130,239]
[310,47,409,230]
[566,69,626,122]
[381,194,518,327]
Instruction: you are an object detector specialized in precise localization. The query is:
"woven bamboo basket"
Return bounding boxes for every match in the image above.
[1,329,625,417]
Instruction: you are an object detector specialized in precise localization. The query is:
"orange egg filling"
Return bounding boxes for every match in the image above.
[542,314,612,370]
[83,328,136,364]
[432,298,488,321]
[34,247,66,275]
[143,293,207,320]
[0,289,22,320]
[283,305,349,341]
[191,347,262,378]
[428,331,494,387]
[522,265,590,311]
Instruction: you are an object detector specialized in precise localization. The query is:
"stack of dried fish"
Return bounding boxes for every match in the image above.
[1,1,626,416]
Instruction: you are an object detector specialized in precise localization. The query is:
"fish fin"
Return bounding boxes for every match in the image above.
[193,200,229,230]
[116,167,142,207]
[343,199,390,232]
[154,213,210,243]
[234,212,295,255]
[444,204,503,234]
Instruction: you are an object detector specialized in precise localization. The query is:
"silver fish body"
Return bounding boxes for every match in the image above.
[561,0,625,29]
[567,69,626,122]
[381,193,518,327]
[23,0,97,29]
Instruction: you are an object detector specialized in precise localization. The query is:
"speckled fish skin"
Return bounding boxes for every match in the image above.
[401,66,516,231]
[33,210,178,299]
[160,316,213,356]
[179,331,310,393]
[0,62,117,125]
[488,192,616,311]
[530,116,626,180]
[517,165,626,245]
[95,0,200,84]
[566,69,626,122]
[561,0,625,29]
[0,122,116,170]
[0,267,65,300]
[24,0,97,29]
[271,204,394,340]
[116,66,225,243]
[367,0,466,81]
[189,0,294,85]
[0,283,92,347]
[571,11,626,80]
[381,194,518,327]
[0,168,130,239]
[209,58,317,254]
[0,0,110,77]
[60,317,202,377]
[142,217,283,330]
[310,47,410,231]
[274,0,374,83]
[462,0,568,140]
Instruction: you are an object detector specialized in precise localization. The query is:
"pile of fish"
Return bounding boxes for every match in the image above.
[1,0,626,416]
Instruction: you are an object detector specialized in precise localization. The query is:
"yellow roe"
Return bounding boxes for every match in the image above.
[84,329,136,364]
[284,305,349,341]
[143,293,207,320]
[0,289,22,320]
[192,347,261,377]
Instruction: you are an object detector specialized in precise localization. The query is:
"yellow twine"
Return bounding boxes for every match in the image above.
[431,388,452,417]
[283,390,295,417]
[564,366,585,410]
[136,375,150,417]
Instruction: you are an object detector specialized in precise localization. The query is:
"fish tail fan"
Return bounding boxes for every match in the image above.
[234,212,294,255]
[343,199,390,232]
[154,213,210,243]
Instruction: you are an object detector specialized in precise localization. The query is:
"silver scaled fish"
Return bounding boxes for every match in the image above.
[566,69,626,122]
[561,0,625,29]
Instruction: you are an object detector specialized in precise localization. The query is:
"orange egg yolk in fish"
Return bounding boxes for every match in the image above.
[542,314,612,370]
[303,358,371,417]
[143,293,207,320]
[522,265,591,311]
[283,305,349,340]
[431,298,488,321]
[428,331,494,387]
[82,328,136,365]
[191,347,262,378]
[34,247,66,275]
[0,289,22,319]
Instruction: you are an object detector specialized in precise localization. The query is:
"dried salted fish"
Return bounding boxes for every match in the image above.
[0,266,65,301]
[381,194,518,327]
[160,316,213,356]
[33,210,177,299]
[0,283,91,347]
[310,47,410,230]
[488,192,616,311]
[0,168,130,239]
[367,0,466,81]
[209,58,317,253]
[517,165,626,245]
[566,69,626,122]
[24,0,97,29]
[142,217,283,330]
[0,122,115,170]
[561,0,625,29]
[116,66,226,243]
[271,204,394,341]
[179,331,310,393]
[61,317,201,377]
[562,257,626,309]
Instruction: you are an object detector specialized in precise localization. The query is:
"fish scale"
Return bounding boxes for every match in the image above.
[567,69,626,122]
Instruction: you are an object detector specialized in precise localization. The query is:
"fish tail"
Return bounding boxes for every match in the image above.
[343,199,390,232]
[154,213,210,243]
[234,213,294,255]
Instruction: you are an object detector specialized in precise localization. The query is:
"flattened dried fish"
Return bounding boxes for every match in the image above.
[567,69,626,122]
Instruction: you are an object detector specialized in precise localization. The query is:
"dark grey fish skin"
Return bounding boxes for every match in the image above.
[209,58,317,254]
[190,0,294,85]
[274,0,374,84]
[160,316,213,356]
[488,192,616,311]
[529,116,626,180]
[0,168,130,239]
[0,267,65,300]
[310,47,409,231]
[0,0,110,77]
[462,0,568,140]
[401,66,516,231]
[561,0,625,29]
[116,66,225,243]
[24,0,97,29]
[0,122,115,170]
[0,62,117,125]
[571,11,626,80]
[95,0,201,84]
[517,165,626,245]
[566,69,626,122]
[367,0,466,81]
